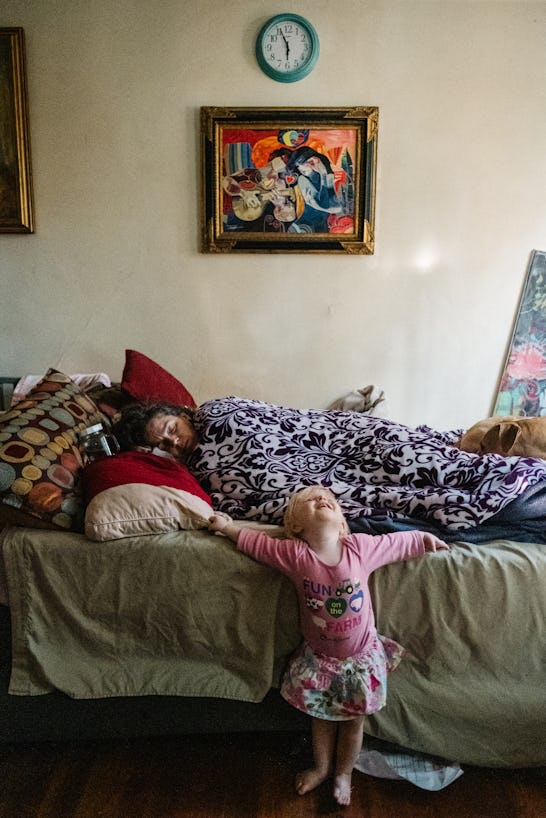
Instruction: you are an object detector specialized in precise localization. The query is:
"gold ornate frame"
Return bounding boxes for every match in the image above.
[0,28,34,233]
[200,106,378,254]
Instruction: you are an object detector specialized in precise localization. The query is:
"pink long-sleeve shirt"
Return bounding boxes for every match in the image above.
[237,528,427,659]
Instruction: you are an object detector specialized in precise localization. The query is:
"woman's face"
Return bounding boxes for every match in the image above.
[145,413,199,462]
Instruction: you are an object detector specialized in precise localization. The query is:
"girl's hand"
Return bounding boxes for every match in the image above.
[208,512,233,533]
[423,533,450,552]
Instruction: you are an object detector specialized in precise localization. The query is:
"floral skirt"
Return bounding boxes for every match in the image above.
[280,634,405,721]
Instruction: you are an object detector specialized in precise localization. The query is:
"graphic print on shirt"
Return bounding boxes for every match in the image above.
[349,589,364,612]
[335,577,361,597]
[303,575,364,642]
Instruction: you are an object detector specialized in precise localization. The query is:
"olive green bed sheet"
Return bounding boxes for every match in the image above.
[2,527,545,767]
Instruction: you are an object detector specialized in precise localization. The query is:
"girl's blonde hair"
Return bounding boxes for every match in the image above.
[283,485,350,539]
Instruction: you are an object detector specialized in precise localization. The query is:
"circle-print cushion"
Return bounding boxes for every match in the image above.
[0,369,108,530]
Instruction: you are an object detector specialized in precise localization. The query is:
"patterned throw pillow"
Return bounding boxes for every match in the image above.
[0,370,107,530]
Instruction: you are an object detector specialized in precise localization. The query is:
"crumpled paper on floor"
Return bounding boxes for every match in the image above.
[355,744,464,790]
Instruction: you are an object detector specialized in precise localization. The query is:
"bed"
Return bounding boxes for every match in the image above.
[0,356,545,768]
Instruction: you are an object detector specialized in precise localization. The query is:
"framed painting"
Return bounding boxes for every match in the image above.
[0,28,34,233]
[200,106,378,254]
[493,250,546,416]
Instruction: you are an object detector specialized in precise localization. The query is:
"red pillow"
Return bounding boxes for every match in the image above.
[121,349,196,407]
[82,451,211,505]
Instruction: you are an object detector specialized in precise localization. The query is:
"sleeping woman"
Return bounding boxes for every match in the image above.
[112,396,546,544]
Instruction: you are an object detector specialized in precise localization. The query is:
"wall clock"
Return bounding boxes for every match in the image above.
[255,14,319,83]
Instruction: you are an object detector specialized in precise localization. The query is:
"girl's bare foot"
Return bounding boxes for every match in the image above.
[333,773,352,805]
[295,768,329,795]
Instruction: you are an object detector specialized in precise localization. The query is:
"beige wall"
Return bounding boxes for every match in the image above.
[1,0,545,428]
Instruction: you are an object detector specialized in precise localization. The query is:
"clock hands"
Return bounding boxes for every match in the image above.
[280,29,290,59]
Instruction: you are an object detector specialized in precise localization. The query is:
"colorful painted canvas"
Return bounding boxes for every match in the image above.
[220,126,357,235]
[493,250,546,416]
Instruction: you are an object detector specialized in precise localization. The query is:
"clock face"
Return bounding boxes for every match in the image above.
[256,15,319,82]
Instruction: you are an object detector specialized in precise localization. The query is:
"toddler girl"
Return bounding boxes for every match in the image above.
[208,485,449,806]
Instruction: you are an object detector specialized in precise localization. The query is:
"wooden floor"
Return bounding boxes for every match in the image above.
[0,732,544,818]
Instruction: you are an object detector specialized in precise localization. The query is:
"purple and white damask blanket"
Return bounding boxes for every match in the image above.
[189,396,546,533]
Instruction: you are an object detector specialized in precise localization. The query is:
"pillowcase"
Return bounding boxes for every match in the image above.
[0,369,108,530]
[121,349,196,407]
[11,372,111,406]
[82,450,213,541]
[85,483,213,541]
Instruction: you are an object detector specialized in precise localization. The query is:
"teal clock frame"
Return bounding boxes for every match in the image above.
[255,14,319,83]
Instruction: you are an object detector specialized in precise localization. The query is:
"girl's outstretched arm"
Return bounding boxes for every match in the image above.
[208,512,243,544]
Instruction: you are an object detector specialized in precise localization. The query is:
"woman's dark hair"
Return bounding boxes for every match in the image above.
[112,402,195,451]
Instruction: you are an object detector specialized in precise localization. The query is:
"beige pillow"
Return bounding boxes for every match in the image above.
[85,483,213,542]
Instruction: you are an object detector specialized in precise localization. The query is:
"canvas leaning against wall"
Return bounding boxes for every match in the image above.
[493,250,546,417]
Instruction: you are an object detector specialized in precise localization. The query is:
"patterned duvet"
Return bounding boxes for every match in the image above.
[189,396,546,532]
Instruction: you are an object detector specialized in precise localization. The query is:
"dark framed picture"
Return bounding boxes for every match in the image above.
[0,28,34,233]
[493,250,546,416]
[200,106,378,254]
